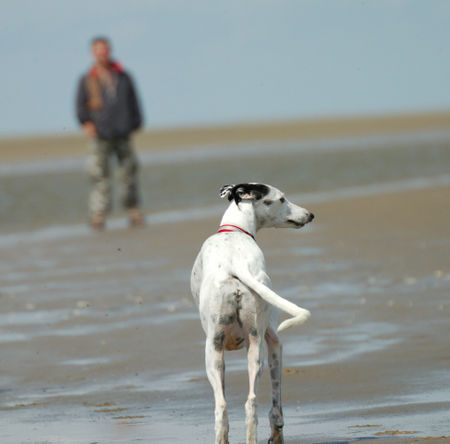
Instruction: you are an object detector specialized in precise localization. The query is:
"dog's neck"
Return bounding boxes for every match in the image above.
[220,201,258,237]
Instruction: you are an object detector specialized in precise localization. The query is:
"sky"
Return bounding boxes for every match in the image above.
[1,0,449,136]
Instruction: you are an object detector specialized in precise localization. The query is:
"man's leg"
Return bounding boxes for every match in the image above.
[115,136,145,226]
[87,138,111,229]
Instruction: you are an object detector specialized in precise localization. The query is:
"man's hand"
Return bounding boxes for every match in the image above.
[82,121,97,138]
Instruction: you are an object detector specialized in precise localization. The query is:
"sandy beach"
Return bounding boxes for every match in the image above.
[1,110,449,162]
[0,113,449,443]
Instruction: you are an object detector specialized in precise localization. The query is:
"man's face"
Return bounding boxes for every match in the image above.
[92,41,111,66]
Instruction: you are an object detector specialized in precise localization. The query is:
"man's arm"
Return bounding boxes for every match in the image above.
[127,74,143,131]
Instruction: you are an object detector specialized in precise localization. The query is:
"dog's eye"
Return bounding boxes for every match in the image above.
[263,200,273,206]
[279,197,286,203]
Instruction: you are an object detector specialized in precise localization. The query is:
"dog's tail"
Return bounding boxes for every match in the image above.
[234,270,311,332]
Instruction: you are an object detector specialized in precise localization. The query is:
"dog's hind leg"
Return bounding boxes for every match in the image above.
[266,327,284,444]
[245,333,264,444]
[205,333,229,444]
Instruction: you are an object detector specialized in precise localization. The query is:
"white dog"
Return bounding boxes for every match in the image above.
[191,183,314,444]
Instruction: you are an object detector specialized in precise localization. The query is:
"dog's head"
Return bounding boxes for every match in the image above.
[220,183,314,229]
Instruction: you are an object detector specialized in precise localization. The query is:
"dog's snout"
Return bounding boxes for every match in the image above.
[308,212,315,222]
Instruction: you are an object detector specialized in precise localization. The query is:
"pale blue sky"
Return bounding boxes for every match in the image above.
[1,0,449,136]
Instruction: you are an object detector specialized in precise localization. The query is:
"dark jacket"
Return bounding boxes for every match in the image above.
[76,62,142,140]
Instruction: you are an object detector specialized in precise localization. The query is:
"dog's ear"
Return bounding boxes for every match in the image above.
[228,183,270,205]
[219,184,235,200]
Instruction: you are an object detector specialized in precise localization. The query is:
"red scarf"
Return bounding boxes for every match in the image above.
[88,61,124,78]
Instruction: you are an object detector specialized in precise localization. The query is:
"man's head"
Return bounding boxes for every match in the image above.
[91,37,111,67]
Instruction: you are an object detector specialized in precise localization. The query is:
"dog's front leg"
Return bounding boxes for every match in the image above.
[245,334,264,444]
[205,335,229,444]
[266,328,284,444]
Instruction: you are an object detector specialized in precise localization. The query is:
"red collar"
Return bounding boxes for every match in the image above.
[217,224,255,240]
[88,61,124,78]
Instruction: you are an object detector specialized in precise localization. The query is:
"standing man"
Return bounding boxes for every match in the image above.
[76,36,144,230]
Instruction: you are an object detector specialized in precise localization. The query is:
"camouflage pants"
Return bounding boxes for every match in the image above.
[87,136,140,215]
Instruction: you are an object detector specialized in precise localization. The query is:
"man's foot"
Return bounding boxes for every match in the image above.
[90,212,105,231]
[128,208,145,227]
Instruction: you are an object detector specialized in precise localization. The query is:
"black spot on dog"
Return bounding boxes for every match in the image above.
[249,326,258,337]
[215,360,224,371]
[213,331,225,351]
[271,367,279,380]
[219,313,236,325]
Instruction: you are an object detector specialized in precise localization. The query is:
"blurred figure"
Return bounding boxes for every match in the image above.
[76,36,144,230]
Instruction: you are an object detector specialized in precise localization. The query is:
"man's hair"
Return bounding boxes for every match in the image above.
[91,36,110,46]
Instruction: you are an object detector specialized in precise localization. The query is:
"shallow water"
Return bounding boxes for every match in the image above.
[1,130,449,443]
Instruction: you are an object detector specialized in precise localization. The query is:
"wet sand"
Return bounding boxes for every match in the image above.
[1,115,450,443]
[1,110,449,162]
[1,185,449,443]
